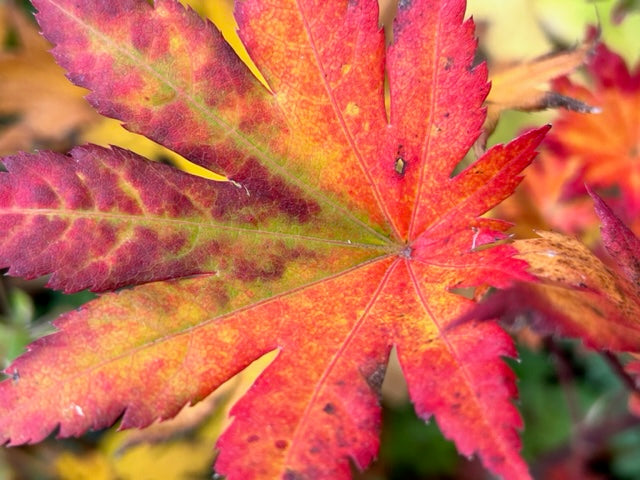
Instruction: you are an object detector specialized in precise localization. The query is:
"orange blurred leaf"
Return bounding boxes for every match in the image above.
[545,42,640,228]
[480,39,597,148]
[0,3,99,155]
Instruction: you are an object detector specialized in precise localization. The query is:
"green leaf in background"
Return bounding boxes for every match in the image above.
[0,287,33,363]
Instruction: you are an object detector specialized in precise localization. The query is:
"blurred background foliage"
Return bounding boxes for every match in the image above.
[1,0,640,478]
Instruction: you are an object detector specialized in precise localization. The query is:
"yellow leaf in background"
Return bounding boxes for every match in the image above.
[467,0,640,66]
[54,400,220,480]
[110,439,215,480]
[0,3,99,155]
[55,452,114,480]
[467,0,553,61]
[82,118,227,181]
[180,0,268,89]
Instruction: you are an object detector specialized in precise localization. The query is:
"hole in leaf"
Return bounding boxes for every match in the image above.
[381,347,408,406]
[448,286,477,300]
[449,147,477,179]
[378,0,398,44]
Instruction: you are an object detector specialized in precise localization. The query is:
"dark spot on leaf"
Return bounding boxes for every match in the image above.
[275,439,288,449]
[542,92,600,113]
[363,363,386,392]
[247,434,259,443]
[444,57,454,70]
[323,403,336,414]
[284,470,304,480]
[10,370,19,383]
[398,0,412,10]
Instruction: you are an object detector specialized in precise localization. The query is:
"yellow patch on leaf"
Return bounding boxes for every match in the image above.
[82,118,227,181]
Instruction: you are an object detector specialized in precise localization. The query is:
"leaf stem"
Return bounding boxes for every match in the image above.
[601,351,640,395]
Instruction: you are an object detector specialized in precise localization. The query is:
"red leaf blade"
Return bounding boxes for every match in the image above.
[0,276,273,444]
[0,146,387,292]
[591,189,640,285]
[0,1,552,478]
[32,0,392,236]
[385,0,489,238]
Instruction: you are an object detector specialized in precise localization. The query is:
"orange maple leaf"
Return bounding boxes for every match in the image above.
[544,42,640,232]
[0,3,99,155]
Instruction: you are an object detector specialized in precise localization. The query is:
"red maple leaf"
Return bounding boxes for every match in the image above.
[0,1,548,478]
[459,190,640,357]
[458,189,640,424]
[495,40,640,242]
[545,42,640,231]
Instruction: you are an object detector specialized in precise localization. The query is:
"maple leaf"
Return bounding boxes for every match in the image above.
[0,1,549,478]
[543,41,640,230]
[479,40,596,148]
[458,190,640,353]
[493,151,599,239]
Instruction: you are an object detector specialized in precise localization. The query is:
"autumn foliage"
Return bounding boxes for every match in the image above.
[0,0,640,479]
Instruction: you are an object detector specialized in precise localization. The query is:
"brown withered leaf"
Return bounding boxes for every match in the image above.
[0,3,99,155]
[478,40,598,151]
